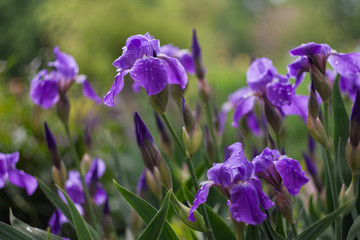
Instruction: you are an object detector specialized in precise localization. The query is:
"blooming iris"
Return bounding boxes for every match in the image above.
[49,158,107,234]
[30,46,101,109]
[252,148,309,195]
[0,152,37,195]
[188,142,274,225]
[288,42,360,100]
[103,33,188,106]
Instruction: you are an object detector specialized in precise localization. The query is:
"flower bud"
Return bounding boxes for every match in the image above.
[275,187,293,224]
[83,124,93,152]
[307,115,328,148]
[264,101,283,135]
[149,85,169,114]
[193,102,202,124]
[170,84,185,109]
[145,168,162,200]
[309,63,332,103]
[308,80,319,118]
[44,122,61,169]
[192,29,205,80]
[346,139,360,175]
[80,153,92,175]
[154,113,173,157]
[338,182,356,216]
[171,193,206,232]
[350,90,360,148]
[197,78,212,103]
[52,160,67,188]
[131,209,143,237]
[56,94,70,127]
[155,156,173,190]
[204,125,215,164]
[182,98,203,156]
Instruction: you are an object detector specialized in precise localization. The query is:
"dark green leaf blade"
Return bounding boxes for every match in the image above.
[58,187,93,240]
[346,214,360,240]
[298,198,356,240]
[138,190,172,240]
[9,209,63,240]
[0,222,33,240]
[113,180,180,240]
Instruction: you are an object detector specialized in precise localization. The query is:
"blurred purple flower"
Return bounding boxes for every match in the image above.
[0,152,37,195]
[30,47,101,109]
[104,33,188,106]
[160,44,195,74]
[188,142,274,225]
[252,148,309,195]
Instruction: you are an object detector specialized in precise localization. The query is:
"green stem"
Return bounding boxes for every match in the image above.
[290,223,297,239]
[63,124,99,232]
[323,102,330,134]
[275,133,281,151]
[161,113,215,240]
[160,113,186,156]
[204,102,222,162]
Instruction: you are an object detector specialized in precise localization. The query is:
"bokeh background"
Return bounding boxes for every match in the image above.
[1,0,360,235]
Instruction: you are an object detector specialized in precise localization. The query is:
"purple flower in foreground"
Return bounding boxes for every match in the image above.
[0,152,37,195]
[104,33,188,106]
[188,142,274,225]
[160,44,195,74]
[30,47,101,109]
[224,57,307,127]
[288,42,360,100]
[252,148,309,195]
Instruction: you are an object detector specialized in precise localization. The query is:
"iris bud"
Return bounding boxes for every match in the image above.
[155,156,173,190]
[338,182,356,216]
[44,122,61,169]
[309,63,332,103]
[154,113,173,157]
[56,94,70,127]
[264,101,283,135]
[52,161,67,188]
[197,78,212,104]
[308,80,319,118]
[192,29,205,80]
[145,168,162,200]
[149,85,169,114]
[171,193,206,232]
[275,187,294,224]
[307,115,328,148]
[346,140,360,175]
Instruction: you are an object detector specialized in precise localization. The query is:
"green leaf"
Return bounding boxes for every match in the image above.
[298,198,356,240]
[333,77,351,185]
[245,224,260,240]
[138,190,172,240]
[37,178,100,240]
[346,214,360,240]
[0,222,33,240]
[262,220,285,240]
[113,180,180,240]
[275,210,286,238]
[58,187,93,240]
[9,209,63,240]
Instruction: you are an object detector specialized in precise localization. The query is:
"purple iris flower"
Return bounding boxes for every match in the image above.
[160,44,195,74]
[30,46,101,109]
[188,142,274,225]
[224,57,307,127]
[103,33,188,106]
[288,42,360,100]
[252,148,309,195]
[0,152,37,195]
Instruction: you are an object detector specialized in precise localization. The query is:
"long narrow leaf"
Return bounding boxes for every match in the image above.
[37,178,100,240]
[346,214,360,240]
[138,190,172,240]
[0,222,33,240]
[262,220,285,240]
[58,188,93,240]
[113,180,180,240]
[297,198,356,240]
[9,209,63,240]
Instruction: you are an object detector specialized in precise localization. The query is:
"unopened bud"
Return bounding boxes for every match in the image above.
[197,78,212,103]
[307,115,328,148]
[149,85,169,114]
[155,156,173,190]
[350,90,360,148]
[83,125,93,151]
[56,94,70,127]
[346,139,360,175]
[131,209,143,237]
[275,187,293,224]
[309,64,332,103]
[339,182,356,216]
[308,80,319,118]
[193,102,202,124]
[171,193,206,232]
[154,113,173,157]
[204,125,215,164]
[145,168,162,200]
[52,160,67,188]
[192,29,205,80]
[264,101,283,135]
[44,122,61,169]
[80,153,92,175]
[170,84,185,108]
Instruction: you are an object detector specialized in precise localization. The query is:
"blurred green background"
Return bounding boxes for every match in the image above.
[1,0,360,234]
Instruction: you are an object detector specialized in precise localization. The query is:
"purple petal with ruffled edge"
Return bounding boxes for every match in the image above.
[30,70,59,109]
[75,75,101,104]
[232,96,256,127]
[159,55,188,89]
[229,182,267,225]
[85,158,106,184]
[274,157,309,195]
[103,69,130,107]
[339,74,360,101]
[48,46,79,80]
[249,178,274,210]
[247,58,276,92]
[228,87,254,104]
[266,81,294,107]
[130,56,168,95]
[188,181,213,221]
[287,57,309,86]
[65,171,85,204]
[328,52,360,76]
[7,169,38,195]
[252,148,281,174]
[289,42,323,57]
[177,50,195,74]
[281,95,308,122]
